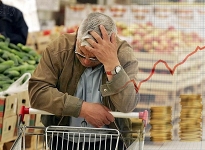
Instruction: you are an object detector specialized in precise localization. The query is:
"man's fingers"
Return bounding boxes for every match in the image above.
[89,31,102,43]
[103,106,115,123]
[103,119,111,125]
[110,32,116,44]
[100,25,109,41]
[86,38,97,47]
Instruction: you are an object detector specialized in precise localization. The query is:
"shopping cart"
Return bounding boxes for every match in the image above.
[11,106,148,150]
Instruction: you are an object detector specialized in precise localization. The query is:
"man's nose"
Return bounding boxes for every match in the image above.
[83,58,91,64]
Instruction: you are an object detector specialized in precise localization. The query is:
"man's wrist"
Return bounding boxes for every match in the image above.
[106,65,122,75]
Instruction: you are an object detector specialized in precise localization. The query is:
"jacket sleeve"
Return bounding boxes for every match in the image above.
[10,11,28,45]
[100,40,139,113]
[28,40,83,117]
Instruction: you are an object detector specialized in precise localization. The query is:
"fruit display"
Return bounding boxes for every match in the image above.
[116,21,204,54]
[0,35,41,92]
[91,5,106,13]
[35,20,204,54]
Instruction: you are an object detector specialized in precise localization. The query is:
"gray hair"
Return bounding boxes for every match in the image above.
[77,12,117,46]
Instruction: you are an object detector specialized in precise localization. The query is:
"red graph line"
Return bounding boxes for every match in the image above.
[131,45,205,92]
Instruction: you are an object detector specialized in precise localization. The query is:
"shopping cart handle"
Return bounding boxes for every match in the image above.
[20,106,52,121]
[20,106,148,126]
[110,110,148,127]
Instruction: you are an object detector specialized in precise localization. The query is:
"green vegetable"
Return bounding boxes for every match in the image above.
[0,57,5,63]
[0,74,10,80]
[21,45,33,53]
[0,80,14,85]
[9,43,22,51]
[0,35,5,41]
[0,60,14,73]
[5,70,20,78]
[0,42,13,52]
[4,38,10,46]
[27,60,36,65]
[1,84,10,91]
[0,49,4,55]
[2,51,18,65]
[17,43,24,49]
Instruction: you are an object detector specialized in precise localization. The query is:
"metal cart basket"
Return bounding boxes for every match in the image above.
[11,106,148,150]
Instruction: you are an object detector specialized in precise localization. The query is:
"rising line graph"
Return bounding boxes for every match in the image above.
[119,46,205,93]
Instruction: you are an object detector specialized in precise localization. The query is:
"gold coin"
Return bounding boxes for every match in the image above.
[179,137,202,141]
[180,132,202,135]
[179,125,201,129]
[150,115,172,119]
[180,99,202,102]
[179,130,202,135]
[180,115,202,119]
[180,117,202,122]
[180,123,201,127]
[180,135,202,140]
[180,127,202,132]
[149,120,171,124]
[132,133,139,138]
[181,105,203,108]
[181,110,203,114]
[180,102,202,107]
[150,132,172,137]
[180,109,202,114]
[150,106,171,109]
[180,138,202,142]
[131,118,143,123]
[179,120,202,125]
[151,125,172,130]
[150,137,172,142]
[180,94,201,99]
[151,106,171,111]
[180,97,202,100]
[180,116,202,120]
[179,114,202,121]
[150,128,172,133]
[150,117,172,121]
[132,126,143,131]
[151,111,171,114]
[180,98,202,102]
[181,105,203,109]
[179,123,201,128]
[132,122,143,126]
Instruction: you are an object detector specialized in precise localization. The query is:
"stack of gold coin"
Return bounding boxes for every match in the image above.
[179,94,202,141]
[150,106,172,141]
[131,118,144,138]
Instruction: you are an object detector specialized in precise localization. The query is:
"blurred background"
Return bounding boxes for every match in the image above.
[0,0,205,149]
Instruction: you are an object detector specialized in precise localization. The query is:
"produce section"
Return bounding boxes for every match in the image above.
[0,35,40,92]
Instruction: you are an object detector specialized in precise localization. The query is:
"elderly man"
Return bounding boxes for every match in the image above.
[29,12,139,149]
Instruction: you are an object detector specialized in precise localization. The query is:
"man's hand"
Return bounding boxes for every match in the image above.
[79,102,115,128]
[84,25,120,72]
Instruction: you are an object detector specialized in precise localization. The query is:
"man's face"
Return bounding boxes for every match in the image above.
[75,40,101,68]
